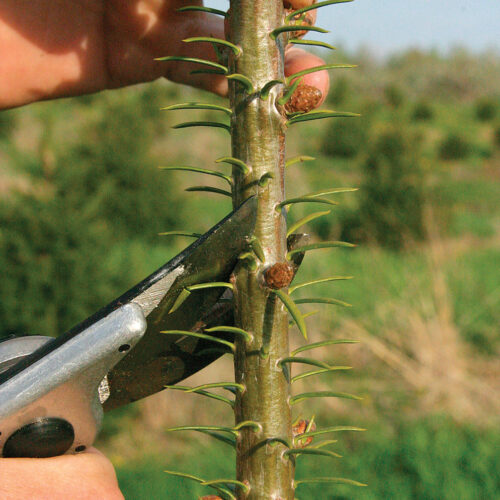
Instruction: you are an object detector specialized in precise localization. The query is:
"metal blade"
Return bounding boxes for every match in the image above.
[102,196,256,410]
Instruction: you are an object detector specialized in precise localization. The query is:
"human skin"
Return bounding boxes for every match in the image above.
[0,447,124,500]
[0,0,328,497]
[0,0,328,110]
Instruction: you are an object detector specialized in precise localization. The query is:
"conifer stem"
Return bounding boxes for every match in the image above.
[227,1,293,498]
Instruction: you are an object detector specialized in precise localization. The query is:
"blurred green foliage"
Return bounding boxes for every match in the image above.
[321,117,368,159]
[0,110,16,139]
[338,128,426,248]
[0,189,120,336]
[411,100,434,122]
[57,100,182,242]
[494,124,500,149]
[328,75,351,106]
[448,248,500,354]
[474,97,497,122]
[384,84,406,109]
[0,90,183,338]
[115,417,500,499]
[439,133,471,160]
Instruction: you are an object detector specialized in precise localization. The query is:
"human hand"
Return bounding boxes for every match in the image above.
[0,447,123,500]
[0,0,329,108]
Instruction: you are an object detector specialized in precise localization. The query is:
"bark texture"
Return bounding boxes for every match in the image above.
[227,1,293,498]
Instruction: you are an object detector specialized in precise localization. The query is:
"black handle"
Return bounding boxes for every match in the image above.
[3,418,75,458]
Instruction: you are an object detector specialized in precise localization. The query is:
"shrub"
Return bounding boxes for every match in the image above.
[0,191,121,337]
[412,100,434,121]
[340,128,426,249]
[0,95,184,339]
[54,97,182,242]
[439,133,470,160]
[329,75,350,106]
[384,84,406,109]
[321,117,368,158]
[475,97,497,122]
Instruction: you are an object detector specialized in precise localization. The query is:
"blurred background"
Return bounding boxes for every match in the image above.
[1,2,499,498]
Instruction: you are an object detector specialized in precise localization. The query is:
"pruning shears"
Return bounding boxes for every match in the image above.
[0,197,257,459]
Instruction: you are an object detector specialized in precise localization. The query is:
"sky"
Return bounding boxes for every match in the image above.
[205,0,500,57]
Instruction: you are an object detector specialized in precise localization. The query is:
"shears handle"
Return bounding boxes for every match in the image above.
[0,304,146,458]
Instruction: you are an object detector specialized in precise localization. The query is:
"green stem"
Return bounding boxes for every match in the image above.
[228,1,292,498]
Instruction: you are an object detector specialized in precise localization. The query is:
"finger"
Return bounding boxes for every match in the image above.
[0,448,123,500]
[82,446,106,457]
[304,7,318,26]
[160,10,228,96]
[285,47,330,107]
[285,1,318,27]
[285,0,316,9]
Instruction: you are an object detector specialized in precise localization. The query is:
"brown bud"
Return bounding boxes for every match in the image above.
[264,262,294,289]
[284,84,322,114]
[292,419,316,448]
[199,496,223,500]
